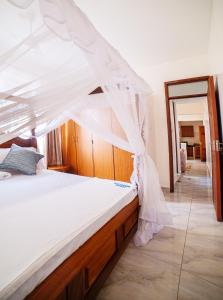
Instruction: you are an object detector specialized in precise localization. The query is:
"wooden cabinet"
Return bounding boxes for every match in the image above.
[92,110,115,180]
[111,112,133,182]
[61,120,78,173]
[113,147,133,182]
[194,145,200,159]
[75,124,94,177]
[187,145,194,157]
[61,120,133,182]
[93,136,115,179]
[181,126,194,137]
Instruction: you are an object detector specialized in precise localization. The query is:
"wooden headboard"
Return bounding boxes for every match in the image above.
[0,130,37,149]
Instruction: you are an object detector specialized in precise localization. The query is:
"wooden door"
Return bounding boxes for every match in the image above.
[93,137,115,179]
[67,121,78,172]
[199,126,206,162]
[61,120,78,173]
[92,109,115,179]
[113,148,133,182]
[208,76,222,221]
[75,124,94,177]
[111,112,133,182]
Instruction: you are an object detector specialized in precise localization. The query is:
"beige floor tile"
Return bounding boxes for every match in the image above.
[97,160,220,300]
[182,233,223,288]
[178,271,223,300]
[98,248,180,300]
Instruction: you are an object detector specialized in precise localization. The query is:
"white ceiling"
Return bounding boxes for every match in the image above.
[75,0,213,69]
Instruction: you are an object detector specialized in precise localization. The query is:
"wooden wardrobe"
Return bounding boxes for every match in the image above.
[61,120,133,182]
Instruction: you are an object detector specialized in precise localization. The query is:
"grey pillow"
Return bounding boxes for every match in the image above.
[0,144,44,175]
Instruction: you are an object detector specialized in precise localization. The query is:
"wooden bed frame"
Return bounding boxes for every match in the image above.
[0,136,37,149]
[0,136,139,300]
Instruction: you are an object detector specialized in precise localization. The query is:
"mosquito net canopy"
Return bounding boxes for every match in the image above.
[0,0,172,244]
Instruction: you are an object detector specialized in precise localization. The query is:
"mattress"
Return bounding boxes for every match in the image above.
[0,169,90,208]
[0,171,137,300]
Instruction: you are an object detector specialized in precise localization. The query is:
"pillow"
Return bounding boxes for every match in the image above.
[0,148,10,163]
[0,144,44,175]
[0,147,37,163]
[37,158,46,170]
[0,146,45,170]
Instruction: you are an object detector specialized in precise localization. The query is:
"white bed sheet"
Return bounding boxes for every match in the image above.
[0,170,89,208]
[0,171,137,300]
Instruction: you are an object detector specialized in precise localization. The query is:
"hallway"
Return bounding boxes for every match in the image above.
[98,161,223,300]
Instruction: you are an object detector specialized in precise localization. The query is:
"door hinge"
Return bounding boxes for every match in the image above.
[215,140,223,152]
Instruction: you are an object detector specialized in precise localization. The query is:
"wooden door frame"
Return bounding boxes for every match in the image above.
[164,76,209,192]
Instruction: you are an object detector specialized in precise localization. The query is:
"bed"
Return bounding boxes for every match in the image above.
[0,137,139,300]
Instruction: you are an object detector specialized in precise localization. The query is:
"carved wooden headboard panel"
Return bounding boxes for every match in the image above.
[0,130,37,149]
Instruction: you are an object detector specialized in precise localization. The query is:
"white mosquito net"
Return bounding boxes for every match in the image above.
[0,0,172,245]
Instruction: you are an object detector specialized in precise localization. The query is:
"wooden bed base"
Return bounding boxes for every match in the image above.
[1,136,139,300]
[27,197,139,300]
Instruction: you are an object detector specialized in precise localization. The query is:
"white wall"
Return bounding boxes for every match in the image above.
[75,0,221,188]
[208,0,223,135]
[176,100,206,122]
[208,0,223,174]
[142,55,209,187]
[137,0,223,187]
[147,0,223,187]
[208,0,223,74]
[76,0,211,72]
[176,100,206,115]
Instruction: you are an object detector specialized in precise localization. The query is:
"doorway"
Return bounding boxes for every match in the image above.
[174,99,210,175]
[165,76,222,221]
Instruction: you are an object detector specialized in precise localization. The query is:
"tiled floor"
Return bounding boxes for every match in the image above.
[97,160,223,300]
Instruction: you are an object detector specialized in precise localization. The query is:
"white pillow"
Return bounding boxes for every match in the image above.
[0,148,10,163]
[36,157,45,170]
